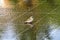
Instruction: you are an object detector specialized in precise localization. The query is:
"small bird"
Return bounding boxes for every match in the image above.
[24,16,34,27]
[24,16,33,24]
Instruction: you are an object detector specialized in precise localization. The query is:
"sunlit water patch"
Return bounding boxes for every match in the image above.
[1,22,18,40]
[0,0,4,7]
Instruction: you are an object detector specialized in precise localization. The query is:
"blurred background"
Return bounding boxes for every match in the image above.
[0,0,60,40]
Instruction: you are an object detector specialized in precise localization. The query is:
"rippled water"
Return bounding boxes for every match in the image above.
[0,1,60,40]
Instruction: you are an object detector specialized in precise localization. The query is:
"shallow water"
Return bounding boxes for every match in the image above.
[0,1,60,40]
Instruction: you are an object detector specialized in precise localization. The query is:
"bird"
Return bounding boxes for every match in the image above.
[24,16,34,27]
[24,16,34,24]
